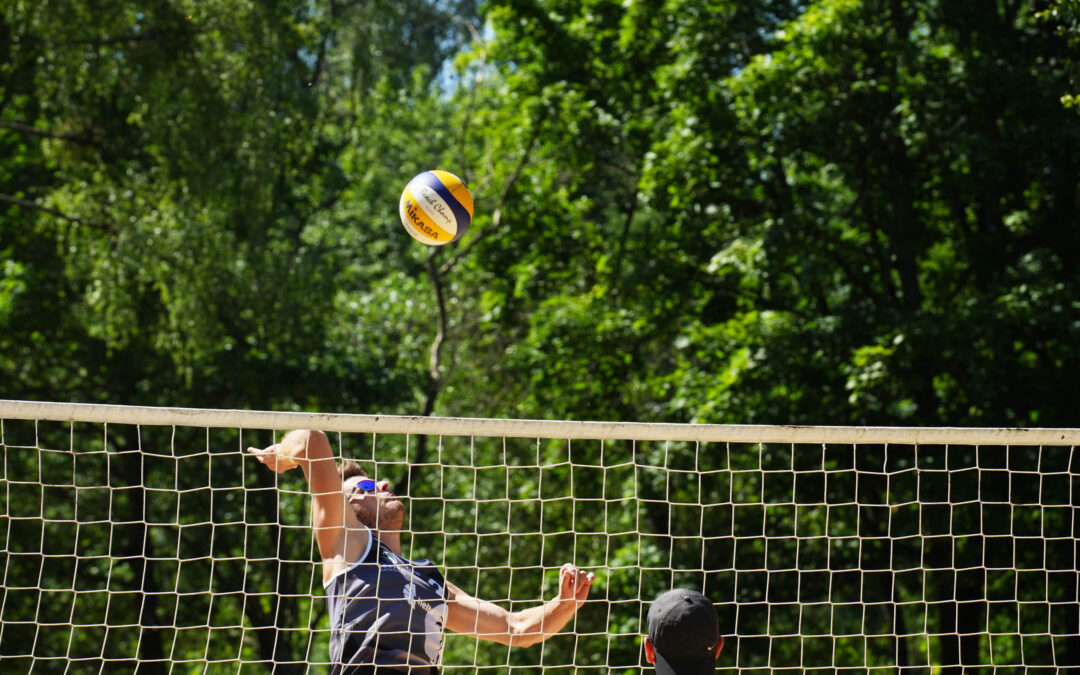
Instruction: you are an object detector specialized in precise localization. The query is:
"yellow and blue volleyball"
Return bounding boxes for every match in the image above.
[398,170,474,246]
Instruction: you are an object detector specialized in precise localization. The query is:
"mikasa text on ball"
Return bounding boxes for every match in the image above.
[399,170,474,246]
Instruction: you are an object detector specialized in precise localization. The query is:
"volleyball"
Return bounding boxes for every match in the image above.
[398,170,474,246]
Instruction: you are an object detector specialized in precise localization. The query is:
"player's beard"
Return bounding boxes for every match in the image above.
[356,495,406,533]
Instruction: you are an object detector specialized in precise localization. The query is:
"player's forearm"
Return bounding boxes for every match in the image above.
[276,429,335,476]
[508,597,580,647]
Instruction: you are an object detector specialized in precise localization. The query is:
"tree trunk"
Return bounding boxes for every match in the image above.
[112,434,167,674]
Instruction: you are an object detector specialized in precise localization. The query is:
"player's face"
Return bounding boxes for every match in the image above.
[344,475,405,532]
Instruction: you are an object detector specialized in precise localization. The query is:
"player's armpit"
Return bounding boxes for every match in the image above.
[251,429,350,562]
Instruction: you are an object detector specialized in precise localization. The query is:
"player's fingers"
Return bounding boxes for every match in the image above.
[575,571,594,601]
[247,444,281,457]
[559,564,579,596]
[559,565,593,600]
[247,445,290,472]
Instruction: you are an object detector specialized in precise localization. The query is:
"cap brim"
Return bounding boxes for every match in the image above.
[653,652,716,675]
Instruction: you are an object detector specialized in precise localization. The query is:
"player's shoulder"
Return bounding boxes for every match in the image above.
[321,524,374,584]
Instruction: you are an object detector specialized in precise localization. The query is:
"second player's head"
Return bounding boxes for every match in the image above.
[646,589,723,674]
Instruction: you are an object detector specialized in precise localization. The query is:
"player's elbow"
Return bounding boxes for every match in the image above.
[303,428,329,447]
[507,615,545,648]
[511,632,544,649]
[292,428,331,458]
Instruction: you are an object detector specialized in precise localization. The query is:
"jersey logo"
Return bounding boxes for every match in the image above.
[429,578,444,598]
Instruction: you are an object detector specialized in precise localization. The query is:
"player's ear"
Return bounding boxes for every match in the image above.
[644,636,656,664]
[715,636,725,657]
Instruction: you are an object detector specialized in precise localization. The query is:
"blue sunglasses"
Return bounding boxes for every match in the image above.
[348,479,377,499]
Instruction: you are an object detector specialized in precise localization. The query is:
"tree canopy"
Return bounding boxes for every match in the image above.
[1,0,1078,672]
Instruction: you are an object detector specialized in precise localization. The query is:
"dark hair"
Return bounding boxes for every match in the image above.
[338,459,368,483]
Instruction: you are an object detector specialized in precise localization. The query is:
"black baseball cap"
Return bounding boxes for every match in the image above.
[647,589,721,675]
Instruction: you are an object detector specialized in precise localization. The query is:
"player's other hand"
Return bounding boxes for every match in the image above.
[558,563,595,609]
[246,444,298,473]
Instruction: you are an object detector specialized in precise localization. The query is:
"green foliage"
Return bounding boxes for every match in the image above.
[2,0,1079,671]
[2,0,477,670]
[1039,0,1080,109]
[650,0,1080,426]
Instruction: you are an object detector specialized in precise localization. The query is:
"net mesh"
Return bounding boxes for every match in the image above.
[0,402,1077,673]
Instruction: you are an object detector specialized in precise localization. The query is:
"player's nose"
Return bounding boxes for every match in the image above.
[377,480,392,493]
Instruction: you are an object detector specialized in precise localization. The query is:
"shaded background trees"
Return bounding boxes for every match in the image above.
[2,0,1078,672]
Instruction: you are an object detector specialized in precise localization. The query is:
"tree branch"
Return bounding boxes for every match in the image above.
[305,0,338,88]
[408,249,448,493]
[21,31,166,49]
[454,17,487,186]
[610,164,643,293]
[425,250,448,386]
[0,120,100,147]
[0,192,113,233]
[438,118,545,277]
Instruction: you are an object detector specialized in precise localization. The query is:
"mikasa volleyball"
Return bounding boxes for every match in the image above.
[399,170,474,246]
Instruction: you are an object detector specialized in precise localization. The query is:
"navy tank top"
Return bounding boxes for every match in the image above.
[324,527,448,674]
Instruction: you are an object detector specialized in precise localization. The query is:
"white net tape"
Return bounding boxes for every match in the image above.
[0,400,1077,673]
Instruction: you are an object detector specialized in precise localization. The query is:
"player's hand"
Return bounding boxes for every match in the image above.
[246,444,299,473]
[557,563,595,609]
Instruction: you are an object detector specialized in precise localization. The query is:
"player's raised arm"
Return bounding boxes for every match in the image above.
[444,563,595,648]
[247,429,351,561]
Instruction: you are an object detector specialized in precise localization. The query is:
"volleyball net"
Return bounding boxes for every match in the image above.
[0,400,1077,673]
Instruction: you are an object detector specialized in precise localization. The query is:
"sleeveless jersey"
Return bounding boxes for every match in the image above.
[324,527,448,674]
